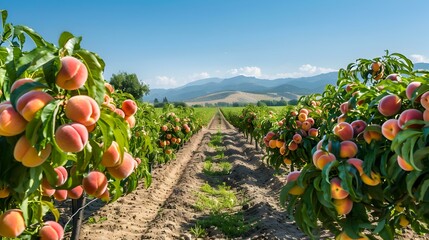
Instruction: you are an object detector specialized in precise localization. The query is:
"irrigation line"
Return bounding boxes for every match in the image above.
[64,198,98,231]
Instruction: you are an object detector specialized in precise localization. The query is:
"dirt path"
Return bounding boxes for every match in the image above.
[77,110,313,239]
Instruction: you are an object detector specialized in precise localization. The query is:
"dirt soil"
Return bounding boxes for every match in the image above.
[74,111,428,240]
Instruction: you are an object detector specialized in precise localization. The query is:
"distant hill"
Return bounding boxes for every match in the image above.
[142,63,429,105]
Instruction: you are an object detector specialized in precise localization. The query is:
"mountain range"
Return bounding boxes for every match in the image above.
[144,63,429,105]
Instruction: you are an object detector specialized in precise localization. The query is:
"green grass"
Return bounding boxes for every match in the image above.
[195,212,254,238]
[194,183,237,212]
[203,160,232,176]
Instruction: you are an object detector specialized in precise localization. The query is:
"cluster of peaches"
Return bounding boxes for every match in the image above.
[0,56,139,239]
[158,112,194,156]
[263,104,320,167]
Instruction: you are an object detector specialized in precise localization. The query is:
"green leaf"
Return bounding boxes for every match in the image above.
[41,200,60,221]
[14,25,53,48]
[417,178,429,201]
[1,9,7,28]
[16,46,57,78]
[58,31,74,48]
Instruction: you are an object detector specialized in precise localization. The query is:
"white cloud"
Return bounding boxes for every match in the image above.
[410,54,429,63]
[155,76,177,87]
[228,66,262,77]
[190,72,210,80]
[274,64,336,78]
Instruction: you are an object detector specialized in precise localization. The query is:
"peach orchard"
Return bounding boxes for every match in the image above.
[225,52,429,239]
[0,10,202,239]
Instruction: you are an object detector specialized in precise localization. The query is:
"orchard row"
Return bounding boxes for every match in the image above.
[0,11,205,239]
[224,52,429,240]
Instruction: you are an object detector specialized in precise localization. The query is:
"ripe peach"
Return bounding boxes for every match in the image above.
[39,221,64,240]
[286,171,305,195]
[398,109,423,129]
[381,119,401,141]
[361,171,381,186]
[333,122,354,141]
[0,102,27,136]
[16,91,54,121]
[293,133,302,144]
[56,56,88,90]
[122,99,137,116]
[371,62,382,73]
[316,139,332,151]
[268,139,277,149]
[275,140,284,148]
[337,114,347,123]
[363,126,382,144]
[10,78,35,93]
[283,158,291,165]
[335,231,368,240]
[125,115,136,128]
[41,178,55,197]
[351,120,367,136]
[377,94,401,117]
[0,186,10,198]
[161,125,168,132]
[306,117,315,126]
[86,123,96,133]
[340,102,349,114]
[165,149,173,155]
[397,155,414,171]
[420,91,429,110]
[53,189,68,201]
[0,209,25,238]
[288,141,298,151]
[385,73,401,82]
[99,188,110,202]
[330,177,349,200]
[424,110,429,122]
[406,81,422,101]
[54,166,68,186]
[14,135,52,167]
[298,112,307,122]
[333,197,353,215]
[68,185,84,199]
[101,141,121,167]
[107,152,135,180]
[105,82,114,93]
[339,140,358,158]
[114,109,125,118]
[82,171,108,198]
[301,121,311,131]
[346,158,364,175]
[399,215,409,228]
[308,128,318,137]
[290,110,298,116]
[313,150,336,170]
[55,123,88,152]
[299,108,309,115]
[65,95,100,126]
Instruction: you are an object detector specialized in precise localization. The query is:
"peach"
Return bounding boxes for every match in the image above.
[275,140,284,148]
[385,73,401,82]
[99,188,110,202]
[363,126,382,144]
[371,62,382,73]
[65,95,100,126]
[333,197,353,215]
[299,108,309,115]
[339,140,358,158]
[316,139,332,151]
[16,90,54,121]
[335,231,368,240]
[313,150,336,170]
[56,56,88,90]
[14,135,52,167]
[39,221,64,240]
[381,119,401,141]
[0,102,27,136]
[114,108,125,118]
[55,123,88,152]
[397,155,414,171]
[53,189,68,201]
[406,81,422,101]
[340,102,349,114]
[41,178,55,197]
[361,171,381,186]
[306,117,315,126]
[301,121,311,131]
[68,185,84,199]
[82,171,108,198]
[54,166,68,186]
[283,158,291,165]
[125,115,136,128]
[161,125,168,132]
[268,139,277,149]
[101,141,121,167]
[337,114,347,123]
[333,122,354,141]
[122,99,137,116]
[86,123,96,133]
[398,109,423,129]
[107,152,135,180]
[424,109,429,122]
[286,171,305,195]
[331,177,349,200]
[279,146,287,155]
[0,209,25,238]
[293,133,302,144]
[298,112,307,122]
[399,215,409,228]
[288,141,298,151]
[165,149,173,155]
[10,78,35,93]
[308,128,318,137]
[0,186,10,198]
[347,158,364,175]
[105,82,114,93]
[420,91,429,110]
[377,94,401,117]
[351,120,367,136]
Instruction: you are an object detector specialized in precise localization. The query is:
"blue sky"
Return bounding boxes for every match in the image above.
[2,1,429,89]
